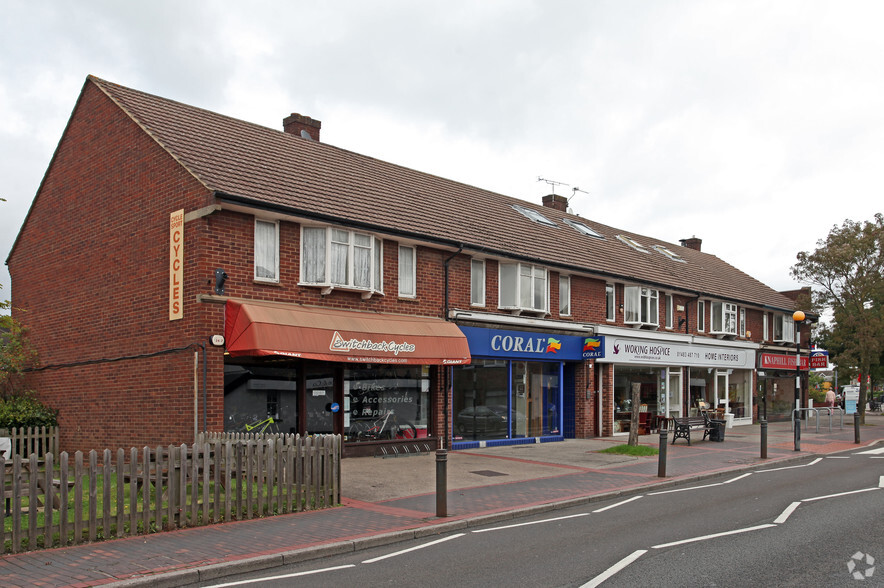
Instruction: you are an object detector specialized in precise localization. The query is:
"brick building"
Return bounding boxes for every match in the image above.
[7,76,809,455]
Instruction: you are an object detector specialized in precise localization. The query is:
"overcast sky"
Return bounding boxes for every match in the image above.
[2,1,882,306]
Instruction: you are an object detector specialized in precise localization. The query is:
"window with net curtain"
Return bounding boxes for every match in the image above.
[254,219,278,281]
[398,245,415,297]
[302,225,383,293]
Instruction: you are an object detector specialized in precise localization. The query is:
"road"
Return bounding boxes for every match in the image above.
[197,448,884,587]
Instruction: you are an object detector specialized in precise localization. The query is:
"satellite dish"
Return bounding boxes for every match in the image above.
[300,129,314,140]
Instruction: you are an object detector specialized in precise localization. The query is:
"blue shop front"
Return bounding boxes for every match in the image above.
[452,326,602,449]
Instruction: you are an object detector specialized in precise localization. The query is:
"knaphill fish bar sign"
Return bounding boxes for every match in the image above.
[459,327,604,361]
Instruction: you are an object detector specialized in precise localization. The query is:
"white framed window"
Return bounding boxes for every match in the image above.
[773,314,795,343]
[563,218,604,239]
[512,204,557,227]
[559,275,571,316]
[665,294,673,328]
[499,262,548,313]
[301,225,383,295]
[398,245,416,298]
[711,302,738,335]
[254,219,279,282]
[698,300,706,332]
[617,235,649,253]
[763,313,769,341]
[606,284,615,321]
[471,258,485,306]
[740,308,746,337]
[624,286,659,327]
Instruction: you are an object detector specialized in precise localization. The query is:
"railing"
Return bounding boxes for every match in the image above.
[791,407,844,433]
[1,434,341,554]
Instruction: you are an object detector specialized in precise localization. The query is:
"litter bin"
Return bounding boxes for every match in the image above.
[709,419,726,442]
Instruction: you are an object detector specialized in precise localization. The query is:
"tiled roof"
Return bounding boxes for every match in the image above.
[89,76,796,311]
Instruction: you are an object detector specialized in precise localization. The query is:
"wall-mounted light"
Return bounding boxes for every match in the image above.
[618,303,624,313]
[678,317,687,328]
[214,268,228,295]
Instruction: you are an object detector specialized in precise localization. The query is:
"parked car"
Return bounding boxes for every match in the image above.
[455,405,511,438]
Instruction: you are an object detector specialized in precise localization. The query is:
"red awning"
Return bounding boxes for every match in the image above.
[224,300,471,365]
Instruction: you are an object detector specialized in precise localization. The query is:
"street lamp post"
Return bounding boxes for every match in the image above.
[793,310,806,451]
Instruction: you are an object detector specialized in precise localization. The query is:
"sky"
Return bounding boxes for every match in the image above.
[2,0,882,307]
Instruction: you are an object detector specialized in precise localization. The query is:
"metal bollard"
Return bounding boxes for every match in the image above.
[760,419,767,459]
[794,411,801,452]
[854,412,861,444]
[657,428,668,478]
[436,449,448,517]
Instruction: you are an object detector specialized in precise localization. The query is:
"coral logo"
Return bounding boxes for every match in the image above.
[546,338,561,354]
[583,337,601,353]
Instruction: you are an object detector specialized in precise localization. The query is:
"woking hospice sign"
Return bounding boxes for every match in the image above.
[459,327,603,361]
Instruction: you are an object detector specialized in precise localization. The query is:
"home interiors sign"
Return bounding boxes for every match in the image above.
[602,337,754,368]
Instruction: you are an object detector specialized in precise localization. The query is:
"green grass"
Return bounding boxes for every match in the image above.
[598,444,659,457]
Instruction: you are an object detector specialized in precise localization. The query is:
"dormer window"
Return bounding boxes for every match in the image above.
[512,204,557,227]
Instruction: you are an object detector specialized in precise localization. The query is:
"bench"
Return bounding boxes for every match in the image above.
[671,414,715,445]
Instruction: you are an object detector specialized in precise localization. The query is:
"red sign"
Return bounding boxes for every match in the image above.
[809,352,828,369]
[760,353,809,370]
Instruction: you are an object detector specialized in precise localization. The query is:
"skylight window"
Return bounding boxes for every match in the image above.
[512,204,557,227]
[563,218,604,239]
[617,235,649,253]
[652,244,686,263]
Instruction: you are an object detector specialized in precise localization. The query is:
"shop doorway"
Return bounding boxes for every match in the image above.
[667,368,682,418]
[305,369,336,435]
[715,371,729,413]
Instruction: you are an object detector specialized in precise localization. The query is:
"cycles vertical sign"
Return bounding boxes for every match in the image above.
[169,209,184,320]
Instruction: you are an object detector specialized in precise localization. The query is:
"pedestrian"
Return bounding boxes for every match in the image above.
[825,388,836,408]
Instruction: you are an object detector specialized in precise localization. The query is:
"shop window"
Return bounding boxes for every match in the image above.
[613,366,665,433]
[624,286,658,327]
[471,258,485,306]
[499,262,548,314]
[559,275,571,316]
[254,219,279,282]
[301,225,383,296]
[223,363,297,434]
[711,302,738,336]
[453,360,509,441]
[345,366,429,442]
[398,245,416,298]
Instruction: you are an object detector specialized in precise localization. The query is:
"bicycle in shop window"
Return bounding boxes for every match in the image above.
[348,410,416,441]
[229,414,279,434]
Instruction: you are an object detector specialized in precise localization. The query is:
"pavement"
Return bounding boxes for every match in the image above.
[1,413,882,587]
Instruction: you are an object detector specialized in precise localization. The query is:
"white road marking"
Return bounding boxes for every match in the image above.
[801,487,881,502]
[880,476,884,488]
[774,502,802,524]
[205,564,356,587]
[580,549,647,588]
[856,446,884,455]
[362,533,464,563]
[472,512,589,533]
[648,482,722,495]
[652,524,776,549]
[592,495,643,513]
[759,458,821,473]
[724,473,752,484]
[826,456,850,459]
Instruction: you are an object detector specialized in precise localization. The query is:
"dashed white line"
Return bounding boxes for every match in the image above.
[592,495,643,513]
[581,549,647,588]
[362,533,464,563]
[724,473,752,484]
[472,512,589,533]
[206,564,356,587]
[759,458,822,473]
[652,524,776,549]
[648,482,722,495]
[801,487,882,502]
[774,502,802,524]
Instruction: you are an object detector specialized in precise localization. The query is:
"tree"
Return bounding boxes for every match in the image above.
[791,214,884,424]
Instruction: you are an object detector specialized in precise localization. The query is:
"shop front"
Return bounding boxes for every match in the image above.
[222,300,471,456]
[756,351,808,421]
[452,326,602,448]
[599,334,756,434]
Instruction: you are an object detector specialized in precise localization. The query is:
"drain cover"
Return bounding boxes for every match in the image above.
[470,470,508,477]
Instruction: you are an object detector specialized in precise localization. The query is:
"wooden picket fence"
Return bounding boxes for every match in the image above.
[0,426,60,459]
[1,433,341,554]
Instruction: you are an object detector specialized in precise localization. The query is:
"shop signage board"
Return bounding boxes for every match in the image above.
[760,353,810,371]
[601,336,755,368]
[168,208,184,320]
[459,326,603,361]
[810,350,829,369]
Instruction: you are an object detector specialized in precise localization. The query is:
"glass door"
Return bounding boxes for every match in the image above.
[667,368,682,418]
[715,371,729,414]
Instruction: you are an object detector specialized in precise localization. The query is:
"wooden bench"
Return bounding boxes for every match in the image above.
[671,414,715,445]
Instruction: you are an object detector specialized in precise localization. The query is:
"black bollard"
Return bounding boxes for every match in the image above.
[760,419,767,459]
[436,449,448,517]
[657,428,668,478]
[794,411,801,452]
[854,412,861,444]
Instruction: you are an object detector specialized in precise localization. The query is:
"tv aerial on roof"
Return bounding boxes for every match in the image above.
[537,176,569,194]
[569,186,589,203]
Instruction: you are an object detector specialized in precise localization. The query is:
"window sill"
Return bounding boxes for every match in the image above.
[254,279,282,287]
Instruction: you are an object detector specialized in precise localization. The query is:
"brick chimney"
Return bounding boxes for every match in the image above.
[283,113,321,141]
[542,193,568,212]
[679,236,702,251]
